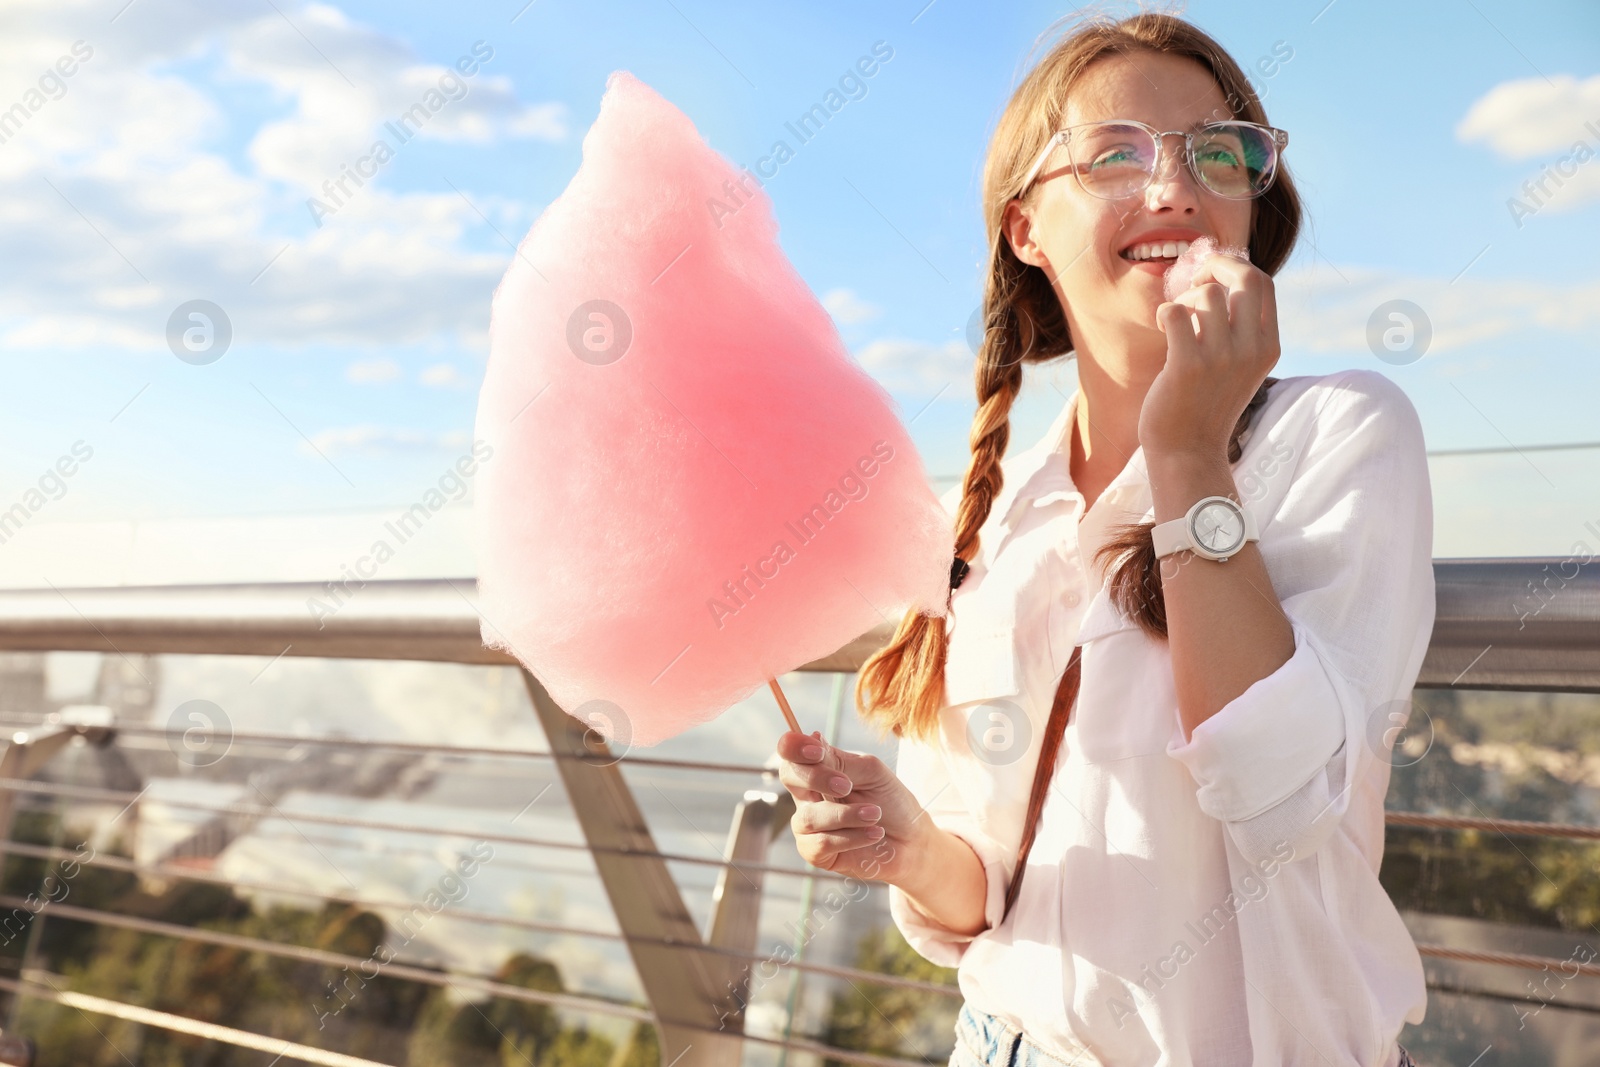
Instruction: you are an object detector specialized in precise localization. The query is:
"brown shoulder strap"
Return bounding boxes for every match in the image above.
[1001,644,1082,922]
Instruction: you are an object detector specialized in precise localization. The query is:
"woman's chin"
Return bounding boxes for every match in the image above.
[1121,268,1173,306]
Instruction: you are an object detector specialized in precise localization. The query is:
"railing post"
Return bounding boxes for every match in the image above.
[0,721,110,872]
[522,671,748,1067]
[704,785,795,1023]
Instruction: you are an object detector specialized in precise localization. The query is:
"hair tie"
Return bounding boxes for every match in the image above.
[949,556,971,590]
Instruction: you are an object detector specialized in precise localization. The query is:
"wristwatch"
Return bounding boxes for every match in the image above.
[1152,495,1258,562]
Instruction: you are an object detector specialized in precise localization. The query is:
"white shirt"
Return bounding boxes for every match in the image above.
[888,368,1435,1067]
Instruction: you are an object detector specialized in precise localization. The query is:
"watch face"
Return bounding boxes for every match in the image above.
[1192,501,1245,554]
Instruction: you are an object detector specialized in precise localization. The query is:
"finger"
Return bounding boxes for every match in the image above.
[792,799,883,836]
[803,827,888,859]
[1190,282,1231,353]
[802,739,887,800]
[800,758,857,800]
[799,731,865,799]
[810,745,855,800]
[1169,286,1207,334]
[1182,249,1251,293]
[1227,285,1264,364]
[777,730,855,794]
[1190,258,1275,367]
[777,764,825,806]
[1258,274,1280,357]
[774,735,825,799]
[776,730,826,764]
[1169,287,1201,311]
[1158,301,1201,363]
[832,748,889,791]
[775,759,844,802]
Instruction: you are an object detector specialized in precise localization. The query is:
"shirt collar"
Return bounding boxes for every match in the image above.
[990,384,1153,537]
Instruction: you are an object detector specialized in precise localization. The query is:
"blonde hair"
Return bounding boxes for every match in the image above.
[856,6,1304,741]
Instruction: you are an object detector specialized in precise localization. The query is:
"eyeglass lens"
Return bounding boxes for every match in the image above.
[1068,122,1278,200]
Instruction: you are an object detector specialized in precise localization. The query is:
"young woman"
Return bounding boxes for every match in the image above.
[774,11,1435,1067]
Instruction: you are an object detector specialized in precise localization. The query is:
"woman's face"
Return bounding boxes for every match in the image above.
[1004,51,1254,356]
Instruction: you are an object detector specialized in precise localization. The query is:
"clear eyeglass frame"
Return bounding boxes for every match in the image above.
[1016,118,1290,202]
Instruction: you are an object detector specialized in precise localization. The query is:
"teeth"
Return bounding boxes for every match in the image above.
[1123,239,1192,261]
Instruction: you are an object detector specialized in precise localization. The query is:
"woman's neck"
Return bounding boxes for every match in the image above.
[1069,353,1156,514]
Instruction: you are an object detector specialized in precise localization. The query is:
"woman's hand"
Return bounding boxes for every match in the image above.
[1140,252,1281,463]
[774,730,927,883]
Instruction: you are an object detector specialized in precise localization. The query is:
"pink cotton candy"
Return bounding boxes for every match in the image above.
[1162,235,1250,302]
[472,71,953,748]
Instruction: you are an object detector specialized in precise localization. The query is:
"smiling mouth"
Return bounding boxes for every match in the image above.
[1120,239,1194,263]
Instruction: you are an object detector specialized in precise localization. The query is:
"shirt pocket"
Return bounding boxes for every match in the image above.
[1072,587,1179,763]
[944,627,1022,708]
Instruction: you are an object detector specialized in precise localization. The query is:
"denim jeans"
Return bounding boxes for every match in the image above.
[949,1002,1102,1067]
[947,1002,1421,1067]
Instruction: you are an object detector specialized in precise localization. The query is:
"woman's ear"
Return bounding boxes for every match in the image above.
[1002,198,1048,270]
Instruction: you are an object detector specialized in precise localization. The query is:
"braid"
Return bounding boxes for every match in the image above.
[856,256,1066,741]
[954,315,1029,563]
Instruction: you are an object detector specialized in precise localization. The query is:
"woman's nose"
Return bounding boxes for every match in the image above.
[1144,139,1202,209]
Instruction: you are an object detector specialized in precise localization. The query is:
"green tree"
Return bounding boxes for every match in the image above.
[823,926,959,1067]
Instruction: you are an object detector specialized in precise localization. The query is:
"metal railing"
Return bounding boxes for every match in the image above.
[0,557,1589,1066]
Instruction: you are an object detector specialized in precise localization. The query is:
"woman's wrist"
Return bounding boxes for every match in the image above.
[888,808,939,891]
[1145,447,1235,522]
[890,815,990,936]
[1143,443,1229,472]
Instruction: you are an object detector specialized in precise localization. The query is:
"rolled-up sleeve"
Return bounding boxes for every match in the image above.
[887,732,1010,968]
[1164,369,1436,864]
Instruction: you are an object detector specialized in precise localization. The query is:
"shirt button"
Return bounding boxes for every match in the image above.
[1066,592,1080,607]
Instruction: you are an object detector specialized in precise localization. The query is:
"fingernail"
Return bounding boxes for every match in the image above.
[866,826,885,839]
[830,776,851,794]
[801,745,822,760]
[858,805,881,821]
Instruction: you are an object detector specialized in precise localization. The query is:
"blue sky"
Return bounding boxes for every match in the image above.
[1,0,1598,567]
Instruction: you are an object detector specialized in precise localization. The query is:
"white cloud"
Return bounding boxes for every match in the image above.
[1457,73,1600,160]
[0,0,567,354]
[821,287,880,324]
[1457,73,1600,216]
[506,103,568,139]
[305,425,471,457]
[347,358,401,383]
[420,362,467,388]
[237,11,567,192]
[1274,262,1600,362]
[853,337,973,394]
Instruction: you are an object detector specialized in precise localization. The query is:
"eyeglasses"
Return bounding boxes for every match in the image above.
[1017,118,1289,201]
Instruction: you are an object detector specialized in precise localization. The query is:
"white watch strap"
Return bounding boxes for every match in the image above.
[1151,515,1190,559]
